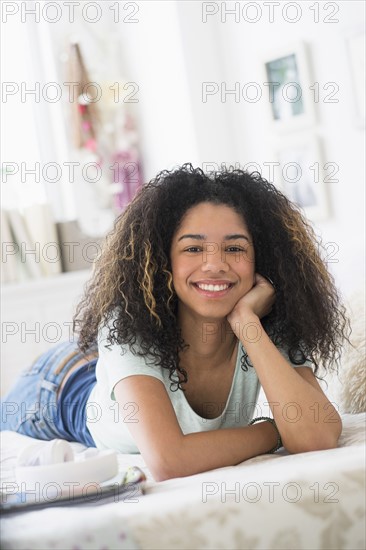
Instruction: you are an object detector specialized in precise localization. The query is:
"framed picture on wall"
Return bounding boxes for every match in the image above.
[345,31,365,127]
[262,42,316,132]
[273,135,331,222]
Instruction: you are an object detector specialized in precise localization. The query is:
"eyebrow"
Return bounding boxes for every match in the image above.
[177,233,250,242]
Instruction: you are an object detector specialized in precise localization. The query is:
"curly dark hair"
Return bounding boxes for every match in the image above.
[73,163,350,391]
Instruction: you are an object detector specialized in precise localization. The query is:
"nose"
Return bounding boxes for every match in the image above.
[201,245,229,273]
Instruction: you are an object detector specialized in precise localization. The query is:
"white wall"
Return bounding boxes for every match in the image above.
[47,1,199,182]
[4,1,364,299]
[114,1,200,178]
[1,1,365,393]
[174,1,365,299]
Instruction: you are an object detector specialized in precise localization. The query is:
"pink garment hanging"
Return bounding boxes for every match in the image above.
[110,149,143,212]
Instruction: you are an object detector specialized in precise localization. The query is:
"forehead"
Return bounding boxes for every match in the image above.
[176,202,250,233]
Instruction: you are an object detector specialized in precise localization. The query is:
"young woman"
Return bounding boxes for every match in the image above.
[1,165,349,481]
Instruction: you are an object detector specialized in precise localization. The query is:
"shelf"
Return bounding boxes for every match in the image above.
[1,269,93,298]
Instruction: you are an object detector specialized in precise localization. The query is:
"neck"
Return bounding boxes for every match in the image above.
[177,308,238,373]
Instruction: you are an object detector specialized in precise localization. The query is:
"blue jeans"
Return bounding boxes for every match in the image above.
[1,341,96,445]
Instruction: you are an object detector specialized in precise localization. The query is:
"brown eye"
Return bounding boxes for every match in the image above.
[185,247,202,253]
[225,247,246,253]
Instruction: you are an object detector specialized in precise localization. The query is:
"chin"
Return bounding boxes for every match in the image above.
[193,305,233,321]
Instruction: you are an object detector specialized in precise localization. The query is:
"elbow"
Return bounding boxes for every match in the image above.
[153,470,175,482]
[284,433,341,454]
[147,458,175,482]
[149,435,192,481]
[301,438,340,453]
[284,416,343,454]
[313,428,342,451]
[150,463,183,482]
[136,436,186,482]
[146,449,185,482]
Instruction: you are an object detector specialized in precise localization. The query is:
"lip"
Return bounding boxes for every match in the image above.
[193,280,235,285]
[192,281,235,298]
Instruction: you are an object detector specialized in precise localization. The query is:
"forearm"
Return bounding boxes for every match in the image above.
[161,421,278,480]
[240,314,342,453]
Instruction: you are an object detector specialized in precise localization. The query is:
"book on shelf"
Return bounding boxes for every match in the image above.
[23,203,62,277]
[1,210,19,284]
[4,209,43,280]
[56,220,103,273]
[1,205,62,283]
[2,205,104,283]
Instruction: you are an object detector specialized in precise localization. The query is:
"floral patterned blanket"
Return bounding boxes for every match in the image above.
[1,413,365,550]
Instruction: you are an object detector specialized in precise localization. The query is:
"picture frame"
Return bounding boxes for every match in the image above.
[273,135,331,223]
[262,42,316,132]
[345,31,365,128]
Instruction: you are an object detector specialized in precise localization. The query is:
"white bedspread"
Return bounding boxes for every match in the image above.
[1,413,365,550]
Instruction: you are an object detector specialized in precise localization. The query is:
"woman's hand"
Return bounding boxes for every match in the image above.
[227,273,276,334]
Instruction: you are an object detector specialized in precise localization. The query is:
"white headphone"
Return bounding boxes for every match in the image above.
[15,439,118,492]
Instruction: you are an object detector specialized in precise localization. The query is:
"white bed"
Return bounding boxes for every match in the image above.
[2,281,365,549]
[1,411,365,550]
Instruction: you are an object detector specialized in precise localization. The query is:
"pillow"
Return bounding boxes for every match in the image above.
[320,287,366,414]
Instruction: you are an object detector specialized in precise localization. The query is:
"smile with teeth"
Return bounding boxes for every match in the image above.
[195,283,232,292]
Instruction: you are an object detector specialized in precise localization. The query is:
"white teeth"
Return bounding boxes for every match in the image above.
[196,283,230,292]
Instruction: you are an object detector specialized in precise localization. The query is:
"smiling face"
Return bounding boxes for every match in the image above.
[170,202,255,322]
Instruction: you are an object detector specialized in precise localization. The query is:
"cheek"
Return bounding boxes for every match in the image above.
[229,253,255,275]
[244,245,255,266]
[244,248,255,274]
[171,258,190,285]
[238,262,256,290]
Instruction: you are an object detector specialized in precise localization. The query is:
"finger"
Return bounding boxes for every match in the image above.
[260,274,277,292]
[255,273,267,284]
